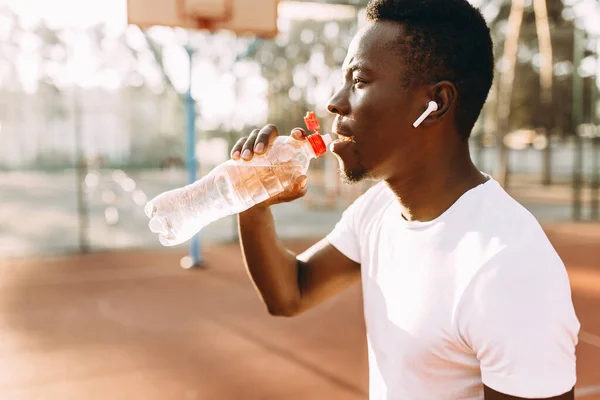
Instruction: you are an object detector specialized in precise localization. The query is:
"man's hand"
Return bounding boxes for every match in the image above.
[230,124,309,207]
[233,125,360,317]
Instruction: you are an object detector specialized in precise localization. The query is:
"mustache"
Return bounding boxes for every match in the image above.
[332,123,353,138]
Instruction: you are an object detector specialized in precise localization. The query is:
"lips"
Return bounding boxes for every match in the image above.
[330,125,355,154]
[333,125,354,141]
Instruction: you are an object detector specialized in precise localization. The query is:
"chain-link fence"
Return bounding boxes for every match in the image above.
[1,1,600,258]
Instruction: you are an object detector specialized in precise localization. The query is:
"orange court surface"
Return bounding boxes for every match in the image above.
[0,223,599,399]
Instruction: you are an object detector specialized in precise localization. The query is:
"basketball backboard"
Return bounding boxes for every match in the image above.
[126,0,226,29]
[184,0,232,22]
[127,0,278,38]
[209,0,278,38]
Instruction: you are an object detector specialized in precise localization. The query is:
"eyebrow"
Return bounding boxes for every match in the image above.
[344,61,373,75]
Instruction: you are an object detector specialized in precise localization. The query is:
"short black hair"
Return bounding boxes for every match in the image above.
[366,0,494,140]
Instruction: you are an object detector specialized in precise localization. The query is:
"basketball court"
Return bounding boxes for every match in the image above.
[0,224,598,399]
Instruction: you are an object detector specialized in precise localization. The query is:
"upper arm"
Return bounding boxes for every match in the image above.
[458,246,580,399]
[289,184,384,314]
[291,186,372,314]
[293,238,361,314]
[484,385,574,400]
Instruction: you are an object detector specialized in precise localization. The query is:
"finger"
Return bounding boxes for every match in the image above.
[295,175,308,188]
[144,202,156,218]
[231,136,248,160]
[254,124,280,155]
[290,128,308,141]
[149,215,169,234]
[292,175,308,197]
[159,235,174,247]
[241,129,261,160]
[159,233,179,247]
[295,175,309,197]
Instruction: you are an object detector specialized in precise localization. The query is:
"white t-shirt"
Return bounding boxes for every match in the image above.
[325,177,580,400]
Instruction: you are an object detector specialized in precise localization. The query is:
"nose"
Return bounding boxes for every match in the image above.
[327,86,350,116]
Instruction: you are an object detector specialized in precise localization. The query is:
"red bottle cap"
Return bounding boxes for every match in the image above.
[304,111,320,132]
[307,134,327,157]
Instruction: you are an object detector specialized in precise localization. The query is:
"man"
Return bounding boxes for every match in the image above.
[230,0,580,398]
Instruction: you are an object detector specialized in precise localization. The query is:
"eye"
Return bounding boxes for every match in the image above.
[353,77,366,87]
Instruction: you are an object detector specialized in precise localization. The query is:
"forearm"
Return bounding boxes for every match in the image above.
[238,205,301,315]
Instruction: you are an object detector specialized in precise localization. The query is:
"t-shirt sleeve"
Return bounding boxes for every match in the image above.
[325,198,362,264]
[456,245,580,398]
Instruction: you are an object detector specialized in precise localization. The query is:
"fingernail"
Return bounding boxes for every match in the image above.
[254,143,265,153]
[232,151,240,159]
[149,216,167,234]
[292,129,302,138]
[242,149,252,160]
[144,203,156,218]
[300,177,308,187]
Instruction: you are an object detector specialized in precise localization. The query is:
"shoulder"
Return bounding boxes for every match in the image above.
[463,178,555,251]
[325,182,393,263]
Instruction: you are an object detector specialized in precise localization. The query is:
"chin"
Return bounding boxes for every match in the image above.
[334,151,372,184]
[339,165,368,184]
[334,147,375,184]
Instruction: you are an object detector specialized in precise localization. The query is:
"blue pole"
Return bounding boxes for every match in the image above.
[185,46,202,266]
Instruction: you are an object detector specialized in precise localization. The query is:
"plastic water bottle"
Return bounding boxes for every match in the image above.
[145,132,332,247]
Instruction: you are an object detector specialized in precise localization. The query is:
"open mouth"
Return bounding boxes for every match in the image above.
[330,133,355,153]
[335,135,355,143]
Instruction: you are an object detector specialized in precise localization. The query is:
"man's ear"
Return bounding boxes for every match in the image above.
[426,81,457,123]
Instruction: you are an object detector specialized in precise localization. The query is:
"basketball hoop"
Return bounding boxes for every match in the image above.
[127,0,278,38]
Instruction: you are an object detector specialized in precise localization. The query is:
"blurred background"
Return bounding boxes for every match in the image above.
[1,0,599,258]
[0,0,599,399]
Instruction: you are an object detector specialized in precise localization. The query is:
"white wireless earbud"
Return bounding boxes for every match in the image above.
[412,101,439,128]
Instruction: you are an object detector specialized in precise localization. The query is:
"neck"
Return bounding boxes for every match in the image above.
[384,143,488,222]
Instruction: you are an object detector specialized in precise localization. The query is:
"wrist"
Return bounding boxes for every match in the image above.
[240,203,271,218]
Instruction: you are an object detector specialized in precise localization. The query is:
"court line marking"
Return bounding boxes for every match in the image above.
[580,331,600,349]
[576,385,600,398]
[576,331,600,398]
